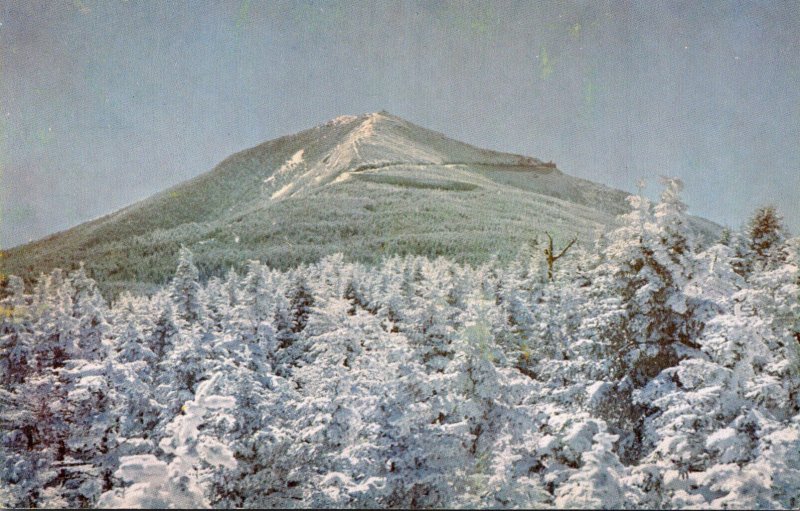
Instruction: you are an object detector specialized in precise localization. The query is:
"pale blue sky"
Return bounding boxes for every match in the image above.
[2,0,799,247]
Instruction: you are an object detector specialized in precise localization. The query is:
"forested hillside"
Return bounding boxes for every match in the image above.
[1,179,798,509]
[1,113,718,297]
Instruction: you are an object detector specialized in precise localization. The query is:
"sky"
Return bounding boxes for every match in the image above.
[2,0,799,248]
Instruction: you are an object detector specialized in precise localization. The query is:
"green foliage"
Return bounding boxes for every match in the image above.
[353,173,479,191]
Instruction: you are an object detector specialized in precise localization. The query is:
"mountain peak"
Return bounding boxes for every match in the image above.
[263,111,561,201]
[323,110,390,128]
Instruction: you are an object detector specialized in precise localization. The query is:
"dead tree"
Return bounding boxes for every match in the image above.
[543,231,577,281]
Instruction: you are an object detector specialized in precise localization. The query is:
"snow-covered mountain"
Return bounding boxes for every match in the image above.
[1,115,796,509]
[2,112,718,295]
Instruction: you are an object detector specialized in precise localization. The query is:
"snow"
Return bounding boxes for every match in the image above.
[562,420,601,462]
[4,179,799,509]
[326,115,358,127]
[266,112,449,200]
[198,437,238,469]
[264,149,305,185]
[115,455,167,483]
[537,434,558,455]
[585,381,611,407]
[285,149,305,169]
[706,427,738,452]
[270,182,294,199]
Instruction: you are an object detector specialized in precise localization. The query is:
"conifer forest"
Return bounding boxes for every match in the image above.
[2,179,799,509]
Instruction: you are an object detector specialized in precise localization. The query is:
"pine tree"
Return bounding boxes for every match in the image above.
[287,273,314,335]
[157,325,212,424]
[146,299,181,362]
[401,258,460,370]
[170,247,206,325]
[59,359,120,506]
[747,206,787,272]
[632,235,800,507]
[97,374,237,509]
[0,275,33,386]
[591,178,701,386]
[68,264,109,362]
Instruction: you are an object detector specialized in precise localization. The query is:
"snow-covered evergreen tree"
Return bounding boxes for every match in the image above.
[170,247,207,325]
[97,374,236,509]
[747,205,787,272]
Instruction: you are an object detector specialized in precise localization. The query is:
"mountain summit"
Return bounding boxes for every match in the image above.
[261,112,555,202]
[2,112,718,295]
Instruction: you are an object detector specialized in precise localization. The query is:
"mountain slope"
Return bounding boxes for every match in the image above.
[1,112,719,296]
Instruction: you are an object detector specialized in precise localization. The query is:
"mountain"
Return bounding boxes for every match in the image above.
[1,111,719,296]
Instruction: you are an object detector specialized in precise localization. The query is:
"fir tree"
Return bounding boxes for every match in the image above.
[747,205,787,271]
[170,247,206,325]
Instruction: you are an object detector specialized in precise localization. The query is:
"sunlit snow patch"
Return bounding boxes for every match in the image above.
[326,115,358,127]
[264,149,305,185]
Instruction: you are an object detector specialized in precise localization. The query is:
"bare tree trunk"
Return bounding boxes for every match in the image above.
[544,232,577,281]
